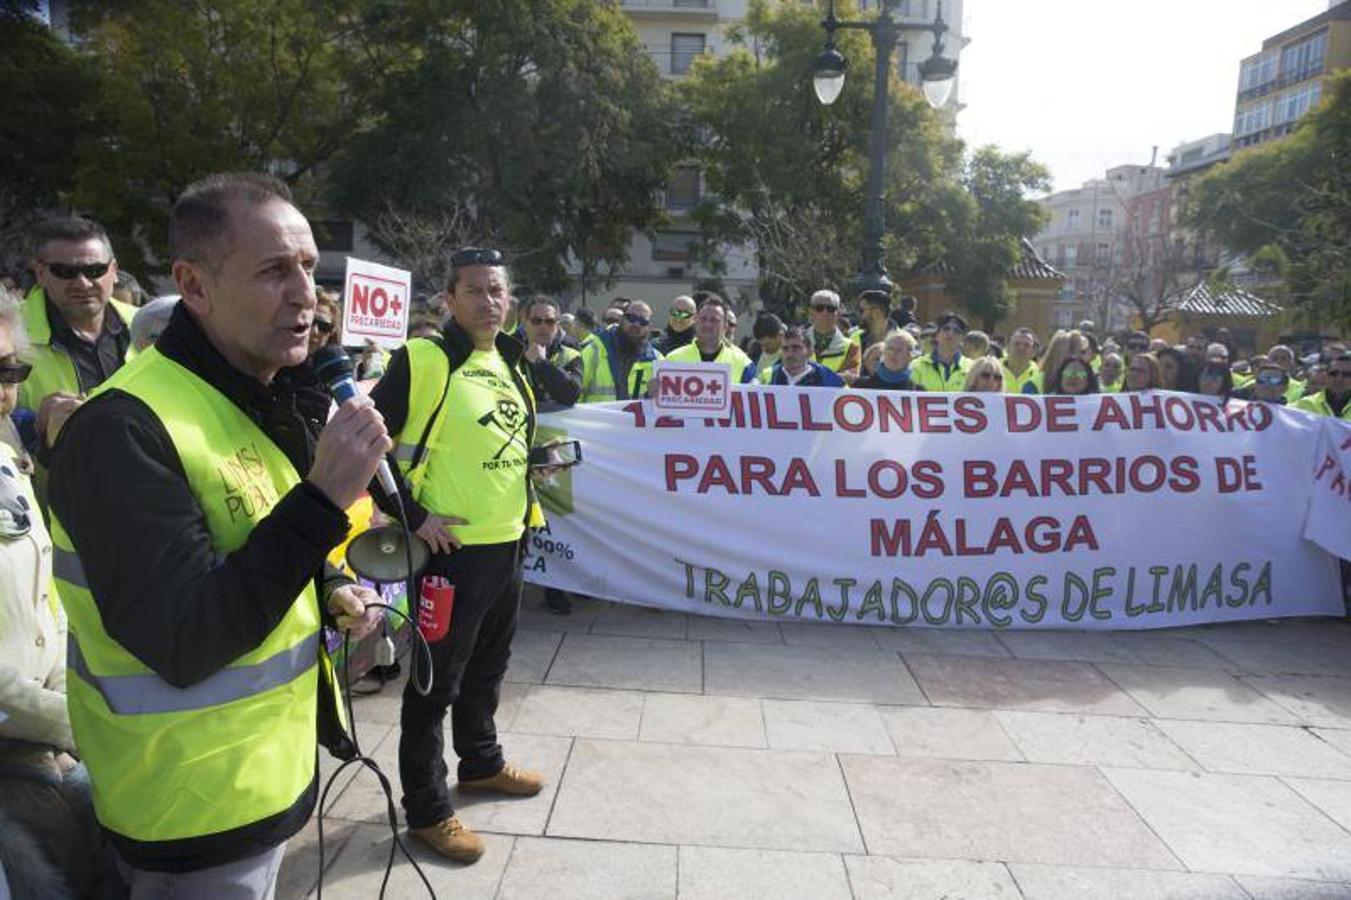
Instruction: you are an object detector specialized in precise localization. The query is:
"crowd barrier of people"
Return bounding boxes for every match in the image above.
[1,200,1348,898]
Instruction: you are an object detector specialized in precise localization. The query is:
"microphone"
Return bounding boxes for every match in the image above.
[311,346,401,500]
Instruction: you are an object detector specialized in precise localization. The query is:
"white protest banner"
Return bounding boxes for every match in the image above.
[525,388,1346,630]
[653,361,732,417]
[341,257,411,349]
[1305,418,1351,560]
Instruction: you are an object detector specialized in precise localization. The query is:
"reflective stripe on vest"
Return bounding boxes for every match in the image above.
[67,631,319,715]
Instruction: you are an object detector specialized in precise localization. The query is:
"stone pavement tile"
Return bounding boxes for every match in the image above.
[1106,632,1237,669]
[505,629,563,684]
[1152,720,1351,779]
[705,642,926,705]
[845,856,1020,899]
[874,628,1011,658]
[319,722,394,804]
[906,654,1148,716]
[638,693,766,748]
[994,711,1195,770]
[1200,637,1351,677]
[509,685,644,740]
[762,699,894,754]
[304,822,512,899]
[841,755,1179,868]
[327,730,571,837]
[517,594,603,634]
[687,614,784,645]
[1098,664,1298,723]
[275,817,360,900]
[1236,875,1351,899]
[1313,727,1351,756]
[347,672,409,725]
[1007,863,1246,899]
[497,836,675,900]
[1243,674,1351,729]
[546,633,702,693]
[877,706,1023,761]
[994,631,1141,664]
[778,620,882,650]
[547,738,863,853]
[1101,768,1351,880]
[589,602,688,641]
[680,847,851,900]
[1285,777,1351,831]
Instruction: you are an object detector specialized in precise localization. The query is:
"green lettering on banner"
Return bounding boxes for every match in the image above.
[1089,567,1115,621]
[1226,562,1252,607]
[767,570,793,616]
[1199,565,1224,610]
[677,558,696,599]
[890,578,919,625]
[921,578,954,626]
[1252,561,1273,606]
[827,579,854,622]
[1124,567,1147,618]
[704,566,731,607]
[795,578,824,619]
[1021,576,1048,624]
[1061,571,1090,623]
[856,580,886,622]
[1146,566,1170,613]
[733,571,763,612]
[1167,564,1198,613]
[982,572,1018,628]
[954,577,982,626]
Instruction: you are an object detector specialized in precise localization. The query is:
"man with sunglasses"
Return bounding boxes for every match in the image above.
[654,295,697,355]
[1233,362,1290,405]
[664,294,754,381]
[579,300,662,402]
[911,311,972,392]
[20,217,137,461]
[806,290,861,382]
[521,296,582,414]
[1294,353,1351,421]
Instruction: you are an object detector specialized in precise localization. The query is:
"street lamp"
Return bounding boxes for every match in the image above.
[814,0,958,294]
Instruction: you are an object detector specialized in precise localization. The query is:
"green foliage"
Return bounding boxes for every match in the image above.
[328,0,688,294]
[1183,69,1351,331]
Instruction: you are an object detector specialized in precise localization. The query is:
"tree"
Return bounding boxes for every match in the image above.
[944,147,1050,327]
[680,0,962,318]
[64,0,403,276]
[1183,70,1351,331]
[328,0,688,295]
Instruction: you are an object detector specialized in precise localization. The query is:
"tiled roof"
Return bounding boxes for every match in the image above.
[915,238,1063,281]
[1171,282,1282,318]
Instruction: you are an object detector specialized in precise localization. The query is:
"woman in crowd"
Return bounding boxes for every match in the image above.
[1036,329,1084,394]
[853,332,925,391]
[1046,357,1099,396]
[0,287,106,898]
[1155,347,1197,392]
[962,357,1005,393]
[1197,363,1234,400]
[1098,352,1124,392]
[308,286,341,358]
[1124,352,1161,392]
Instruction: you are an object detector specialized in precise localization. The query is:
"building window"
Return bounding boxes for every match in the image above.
[1065,245,1078,267]
[665,166,701,212]
[1239,51,1277,93]
[652,231,699,262]
[1096,243,1111,266]
[1280,30,1327,85]
[672,0,710,7]
[671,33,706,76]
[1274,80,1323,126]
[1097,208,1113,229]
[1234,100,1272,137]
[1066,209,1080,231]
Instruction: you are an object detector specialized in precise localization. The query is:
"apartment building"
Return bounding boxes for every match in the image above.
[1232,1,1351,150]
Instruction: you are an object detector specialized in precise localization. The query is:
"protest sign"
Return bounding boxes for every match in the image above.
[1306,418,1351,561]
[526,387,1347,630]
[653,361,732,417]
[341,257,411,349]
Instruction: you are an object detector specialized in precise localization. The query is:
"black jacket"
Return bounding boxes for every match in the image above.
[48,304,354,872]
[654,326,694,355]
[528,336,583,412]
[368,320,537,531]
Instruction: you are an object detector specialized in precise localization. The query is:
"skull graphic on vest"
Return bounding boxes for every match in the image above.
[477,397,527,459]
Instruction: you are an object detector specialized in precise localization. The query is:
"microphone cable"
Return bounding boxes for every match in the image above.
[316,489,438,899]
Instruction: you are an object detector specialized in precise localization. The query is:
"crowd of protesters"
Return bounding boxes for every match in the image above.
[1,213,1349,898]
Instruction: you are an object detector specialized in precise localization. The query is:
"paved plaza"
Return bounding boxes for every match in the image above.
[279,592,1351,899]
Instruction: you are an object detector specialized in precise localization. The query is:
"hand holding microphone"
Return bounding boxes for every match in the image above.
[309,347,395,510]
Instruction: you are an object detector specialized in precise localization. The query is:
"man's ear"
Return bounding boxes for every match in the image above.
[173,260,211,319]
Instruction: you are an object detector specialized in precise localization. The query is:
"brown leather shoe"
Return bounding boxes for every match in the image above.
[457,763,544,796]
[409,816,485,863]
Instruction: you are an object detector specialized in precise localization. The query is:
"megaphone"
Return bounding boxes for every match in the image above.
[345,525,432,584]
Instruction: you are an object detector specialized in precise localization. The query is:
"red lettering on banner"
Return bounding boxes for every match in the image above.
[835,460,866,498]
[954,396,988,434]
[917,396,951,433]
[912,461,945,499]
[1092,396,1128,431]
[800,393,831,431]
[1006,396,1041,432]
[869,513,1100,558]
[1045,397,1077,432]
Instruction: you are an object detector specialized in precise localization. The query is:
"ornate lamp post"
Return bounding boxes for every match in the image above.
[814,0,958,295]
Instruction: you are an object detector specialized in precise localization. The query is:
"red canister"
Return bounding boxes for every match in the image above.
[417,575,455,643]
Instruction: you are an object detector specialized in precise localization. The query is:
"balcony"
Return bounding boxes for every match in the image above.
[645,44,712,77]
[622,0,719,19]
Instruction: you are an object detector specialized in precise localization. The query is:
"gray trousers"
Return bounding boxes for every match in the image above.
[119,842,286,900]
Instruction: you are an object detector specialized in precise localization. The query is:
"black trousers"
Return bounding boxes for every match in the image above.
[399,540,522,828]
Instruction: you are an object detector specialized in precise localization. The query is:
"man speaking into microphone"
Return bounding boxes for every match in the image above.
[48,173,386,896]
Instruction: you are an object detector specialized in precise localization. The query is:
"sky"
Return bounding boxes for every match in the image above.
[956,0,1332,194]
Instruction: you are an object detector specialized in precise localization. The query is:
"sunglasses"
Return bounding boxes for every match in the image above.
[44,260,112,281]
[530,316,558,326]
[450,247,504,267]
[812,304,839,313]
[979,372,1003,381]
[313,319,334,334]
[1256,373,1287,386]
[0,363,33,385]
[623,312,651,327]
[669,309,693,321]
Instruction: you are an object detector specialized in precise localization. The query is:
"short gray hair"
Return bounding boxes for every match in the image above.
[0,284,29,356]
